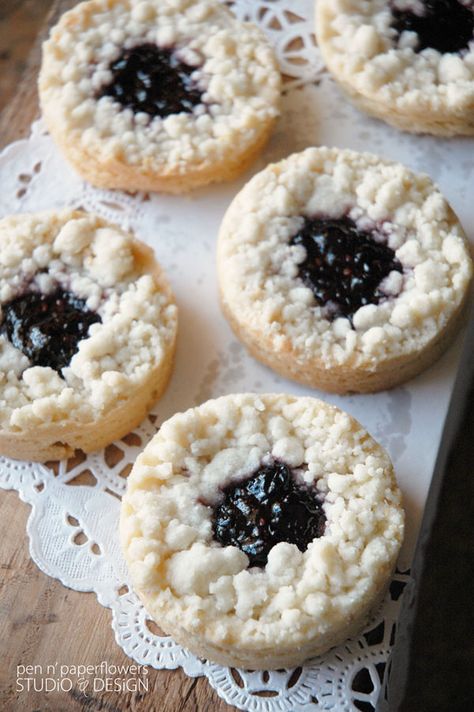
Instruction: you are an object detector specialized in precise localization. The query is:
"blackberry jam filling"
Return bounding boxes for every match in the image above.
[390,0,474,54]
[1,288,101,373]
[290,216,402,321]
[99,43,203,117]
[212,461,326,567]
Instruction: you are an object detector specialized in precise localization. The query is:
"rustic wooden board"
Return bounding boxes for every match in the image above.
[0,2,233,710]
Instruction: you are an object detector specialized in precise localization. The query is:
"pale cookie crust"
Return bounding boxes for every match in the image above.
[217,147,472,394]
[120,393,404,669]
[316,0,474,136]
[0,210,178,461]
[39,0,281,193]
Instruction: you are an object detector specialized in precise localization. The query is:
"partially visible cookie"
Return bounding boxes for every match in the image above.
[39,0,281,193]
[0,210,177,461]
[316,0,474,136]
[217,147,472,394]
[120,393,404,669]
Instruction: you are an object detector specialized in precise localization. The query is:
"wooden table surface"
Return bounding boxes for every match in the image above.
[0,2,233,710]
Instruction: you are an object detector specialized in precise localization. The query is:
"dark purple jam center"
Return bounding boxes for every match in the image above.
[290,216,402,321]
[391,0,474,54]
[99,43,203,117]
[212,462,326,568]
[1,288,101,373]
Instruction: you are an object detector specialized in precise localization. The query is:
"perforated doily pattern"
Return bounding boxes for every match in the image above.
[1,1,472,710]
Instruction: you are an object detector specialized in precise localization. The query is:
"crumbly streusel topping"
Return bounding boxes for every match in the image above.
[39,0,280,170]
[316,0,474,114]
[121,393,404,647]
[0,210,177,430]
[218,147,472,368]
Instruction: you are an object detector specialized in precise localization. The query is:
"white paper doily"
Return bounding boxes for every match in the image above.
[1,2,473,710]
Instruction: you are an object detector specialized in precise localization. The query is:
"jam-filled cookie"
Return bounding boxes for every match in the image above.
[316,0,474,136]
[0,210,177,461]
[217,147,472,394]
[39,0,281,193]
[120,393,404,669]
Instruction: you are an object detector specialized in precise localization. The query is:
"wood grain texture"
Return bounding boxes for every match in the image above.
[0,491,233,712]
[0,0,55,116]
[0,0,62,147]
[0,2,234,710]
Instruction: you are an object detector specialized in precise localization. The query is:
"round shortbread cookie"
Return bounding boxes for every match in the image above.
[39,0,281,193]
[217,147,472,394]
[316,0,474,136]
[120,393,404,669]
[0,210,177,462]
